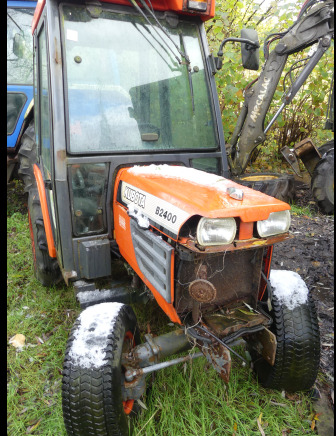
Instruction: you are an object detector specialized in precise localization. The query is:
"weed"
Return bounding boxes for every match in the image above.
[289,202,316,217]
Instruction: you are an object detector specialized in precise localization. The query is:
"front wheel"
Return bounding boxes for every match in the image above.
[250,270,320,392]
[62,302,141,436]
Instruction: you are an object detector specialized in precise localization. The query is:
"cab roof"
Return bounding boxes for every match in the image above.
[32,0,215,34]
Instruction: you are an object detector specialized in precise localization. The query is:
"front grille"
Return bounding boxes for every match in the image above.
[174,248,263,315]
[130,220,174,303]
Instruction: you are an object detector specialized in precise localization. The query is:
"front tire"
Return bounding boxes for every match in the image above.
[250,272,320,392]
[62,303,141,436]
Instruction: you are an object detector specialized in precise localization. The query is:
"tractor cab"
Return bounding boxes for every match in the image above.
[20,2,320,435]
[27,0,232,283]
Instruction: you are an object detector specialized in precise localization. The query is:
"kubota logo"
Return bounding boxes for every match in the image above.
[124,186,146,208]
[250,77,271,123]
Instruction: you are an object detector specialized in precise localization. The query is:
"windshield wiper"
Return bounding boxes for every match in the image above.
[7,12,24,34]
[132,22,180,72]
[128,0,190,66]
[180,32,195,113]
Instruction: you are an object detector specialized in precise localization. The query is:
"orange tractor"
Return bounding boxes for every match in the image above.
[18,0,321,434]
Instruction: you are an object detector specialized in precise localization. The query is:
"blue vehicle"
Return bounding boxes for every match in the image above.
[7,0,36,182]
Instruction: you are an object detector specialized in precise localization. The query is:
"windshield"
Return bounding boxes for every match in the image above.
[61,4,218,153]
[7,8,34,85]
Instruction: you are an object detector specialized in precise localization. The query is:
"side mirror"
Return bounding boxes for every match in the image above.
[13,33,26,58]
[241,29,259,70]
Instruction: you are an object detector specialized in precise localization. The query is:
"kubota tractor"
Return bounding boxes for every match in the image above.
[19,1,320,434]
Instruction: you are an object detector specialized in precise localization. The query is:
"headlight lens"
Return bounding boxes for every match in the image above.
[257,210,291,237]
[197,217,237,246]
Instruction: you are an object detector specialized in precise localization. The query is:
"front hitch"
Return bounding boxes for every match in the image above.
[121,303,275,397]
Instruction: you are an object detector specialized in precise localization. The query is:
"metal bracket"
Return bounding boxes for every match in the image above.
[248,327,277,366]
[144,333,160,360]
[280,146,302,176]
[201,342,231,382]
[294,138,321,176]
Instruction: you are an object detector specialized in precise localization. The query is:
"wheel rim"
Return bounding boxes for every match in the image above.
[240,175,279,181]
[122,330,135,415]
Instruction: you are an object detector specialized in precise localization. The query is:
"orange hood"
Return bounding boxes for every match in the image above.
[115,165,290,236]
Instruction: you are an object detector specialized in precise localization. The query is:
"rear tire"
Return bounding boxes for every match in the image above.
[18,121,37,193]
[28,188,62,286]
[317,140,334,158]
[311,149,334,214]
[62,303,141,436]
[250,275,320,392]
[234,172,295,203]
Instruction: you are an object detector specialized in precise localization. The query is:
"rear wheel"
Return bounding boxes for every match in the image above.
[311,148,334,214]
[62,303,142,436]
[317,139,334,158]
[250,272,320,392]
[28,188,62,286]
[18,120,37,193]
[234,172,295,203]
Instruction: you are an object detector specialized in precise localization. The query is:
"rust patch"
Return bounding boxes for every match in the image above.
[203,306,271,337]
[202,342,231,382]
[189,279,217,303]
[181,233,292,253]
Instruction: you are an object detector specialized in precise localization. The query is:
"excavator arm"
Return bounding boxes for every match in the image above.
[228,0,334,176]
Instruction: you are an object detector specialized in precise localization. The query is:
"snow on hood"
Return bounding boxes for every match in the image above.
[69,302,124,369]
[124,164,290,223]
[269,270,309,310]
[129,164,231,193]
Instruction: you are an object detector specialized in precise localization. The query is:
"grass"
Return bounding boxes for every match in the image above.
[7,180,319,435]
[132,357,317,436]
[289,203,316,217]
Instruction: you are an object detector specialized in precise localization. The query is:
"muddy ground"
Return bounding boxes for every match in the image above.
[271,180,334,426]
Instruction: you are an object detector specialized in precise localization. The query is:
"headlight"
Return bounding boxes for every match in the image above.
[197,217,237,246]
[257,210,290,238]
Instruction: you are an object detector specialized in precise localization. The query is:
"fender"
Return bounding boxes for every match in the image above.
[33,164,57,258]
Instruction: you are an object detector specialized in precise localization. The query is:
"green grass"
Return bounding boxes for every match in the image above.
[289,202,317,217]
[7,181,318,435]
[132,356,317,436]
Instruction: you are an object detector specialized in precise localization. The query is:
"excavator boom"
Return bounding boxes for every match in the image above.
[228,0,334,175]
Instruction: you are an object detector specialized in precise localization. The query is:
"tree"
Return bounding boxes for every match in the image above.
[206,0,334,154]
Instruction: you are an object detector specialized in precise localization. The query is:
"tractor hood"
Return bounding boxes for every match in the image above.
[115,165,290,238]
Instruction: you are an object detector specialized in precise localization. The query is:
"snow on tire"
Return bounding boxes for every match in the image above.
[62,302,141,436]
[250,270,320,392]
